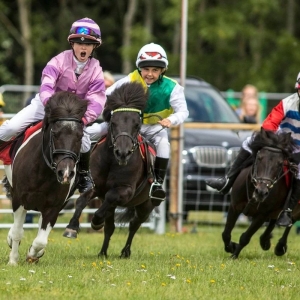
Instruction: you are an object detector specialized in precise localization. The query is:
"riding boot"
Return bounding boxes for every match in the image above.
[77,151,94,194]
[150,157,169,205]
[276,178,300,227]
[206,148,251,195]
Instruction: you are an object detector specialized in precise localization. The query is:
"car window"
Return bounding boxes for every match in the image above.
[184,86,240,123]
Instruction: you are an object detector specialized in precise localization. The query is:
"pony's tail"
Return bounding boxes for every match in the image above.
[115,207,135,225]
[2,176,12,199]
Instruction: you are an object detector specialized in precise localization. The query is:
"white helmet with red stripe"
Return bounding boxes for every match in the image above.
[136,43,168,69]
[68,18,102,45]
[295,72,300,89]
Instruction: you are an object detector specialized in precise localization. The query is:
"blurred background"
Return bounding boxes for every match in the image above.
[0,0,299,111]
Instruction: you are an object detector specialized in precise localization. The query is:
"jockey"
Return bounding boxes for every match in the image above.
[207,72,300,227]
[0,17,106,194]
[87,42,189,205]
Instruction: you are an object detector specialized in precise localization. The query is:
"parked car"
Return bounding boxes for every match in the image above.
[165,76,249,217]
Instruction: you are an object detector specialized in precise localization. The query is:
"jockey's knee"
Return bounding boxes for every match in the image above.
[0,120,20,141]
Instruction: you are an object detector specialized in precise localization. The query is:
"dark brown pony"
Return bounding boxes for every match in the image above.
[63,82,156,258]
[5,91,87,265]
[222,128,297,259]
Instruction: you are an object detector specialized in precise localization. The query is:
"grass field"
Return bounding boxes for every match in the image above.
[0,222,299,300]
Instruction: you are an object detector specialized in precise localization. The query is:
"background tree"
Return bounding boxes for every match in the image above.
[0,0,300,112]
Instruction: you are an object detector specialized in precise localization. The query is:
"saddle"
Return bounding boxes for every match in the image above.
[0,121,43,165]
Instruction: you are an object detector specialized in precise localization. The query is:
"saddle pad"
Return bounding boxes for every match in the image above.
[0,121,43,165]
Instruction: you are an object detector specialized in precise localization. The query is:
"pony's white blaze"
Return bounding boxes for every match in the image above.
[63,165,71,183]
[7,206,27,265]
[61,120,77,130]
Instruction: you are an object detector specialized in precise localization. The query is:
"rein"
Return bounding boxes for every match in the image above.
[109,108,142,155]
[42,117,82,171]
[246,146,292,204]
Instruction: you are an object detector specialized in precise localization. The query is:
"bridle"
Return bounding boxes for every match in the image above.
[42,117,83,171]
[109,108,142,156]
[251,146,290,191]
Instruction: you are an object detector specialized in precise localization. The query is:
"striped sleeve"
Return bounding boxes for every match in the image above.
[262,101,284,131]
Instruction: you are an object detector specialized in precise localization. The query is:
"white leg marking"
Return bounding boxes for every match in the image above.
[8,206,27,266]
[27,223,52,261]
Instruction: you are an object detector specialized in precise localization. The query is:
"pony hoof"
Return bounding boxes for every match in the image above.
[274,244,287,256]
[91,219,104,231]
[7,261,18,266]
[26,256,40,264]
[63,228,78,239]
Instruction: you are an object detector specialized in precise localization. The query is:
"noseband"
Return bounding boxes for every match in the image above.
[42,117,83,171]
[109,108,142,156]
[251,146,289,190]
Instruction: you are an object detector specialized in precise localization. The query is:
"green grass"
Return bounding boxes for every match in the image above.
[0,224,299,300]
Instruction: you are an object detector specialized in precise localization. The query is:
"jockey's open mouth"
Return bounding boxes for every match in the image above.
[80,51,87,58]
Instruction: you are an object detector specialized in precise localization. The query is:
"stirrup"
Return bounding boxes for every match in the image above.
[219,177,230,193]
[149,182,166,201]
[276,209,293,227]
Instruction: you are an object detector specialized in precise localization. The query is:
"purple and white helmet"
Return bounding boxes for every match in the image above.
[68,18,101,45]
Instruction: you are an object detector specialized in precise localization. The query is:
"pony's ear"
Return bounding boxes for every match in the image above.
[260,127,267,139]
[102,106,111,122]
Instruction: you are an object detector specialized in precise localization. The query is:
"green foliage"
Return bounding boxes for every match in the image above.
[0,0,300,94]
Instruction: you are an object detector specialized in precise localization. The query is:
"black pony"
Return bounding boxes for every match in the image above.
[222,128,298,258]
[5,91,86,265]
[63,82,156,258]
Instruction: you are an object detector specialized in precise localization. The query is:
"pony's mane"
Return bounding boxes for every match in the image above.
[103,82,149,122]
[44,91,87,124]
[249,129,296,158]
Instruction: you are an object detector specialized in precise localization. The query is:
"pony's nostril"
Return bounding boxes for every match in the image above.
[69,171,75,179]
[57,170,64,179]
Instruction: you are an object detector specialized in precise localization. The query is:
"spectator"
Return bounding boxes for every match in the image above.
[235,96,261,124]
[234,84,261,123]
[103,71,115,88]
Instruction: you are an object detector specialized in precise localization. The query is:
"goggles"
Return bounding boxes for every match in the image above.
[70,27,100,38]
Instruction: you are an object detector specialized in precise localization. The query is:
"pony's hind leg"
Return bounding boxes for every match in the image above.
[7,206,27,266]
[98,208,116,258]
[120,203,153,258]
[26,218,52,263]
[259,219,276,251]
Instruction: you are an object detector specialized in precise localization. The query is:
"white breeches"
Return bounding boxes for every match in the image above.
[87,122,170,158]
[0,94,90,153]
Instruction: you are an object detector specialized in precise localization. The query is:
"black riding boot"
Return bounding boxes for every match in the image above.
[276,178,300,227]
[77,151,94,194]
[206,148,251,195]
[150,157,169,205]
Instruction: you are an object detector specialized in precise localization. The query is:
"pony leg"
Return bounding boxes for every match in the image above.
[120,204,153,258]
[7,206,27,266]
[222,205,240,254]
[98,209,116,258]
[63,189,96,238]
[231,215,266,259]
[274,225,293,256]
[26,222,52,263]
[259,219,276,251]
